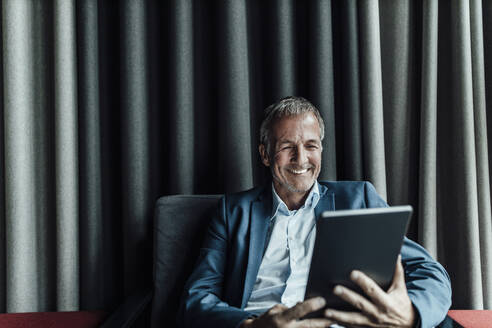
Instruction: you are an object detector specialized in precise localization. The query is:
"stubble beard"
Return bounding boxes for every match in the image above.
[271,168,315,193]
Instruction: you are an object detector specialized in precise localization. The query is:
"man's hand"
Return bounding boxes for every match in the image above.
[324,255,416,327]
[240,297,334,328]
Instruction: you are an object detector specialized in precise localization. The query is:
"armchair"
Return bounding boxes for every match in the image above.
[101,195,461,328]
[102,195,220,328]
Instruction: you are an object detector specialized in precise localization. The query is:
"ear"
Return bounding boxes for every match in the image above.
[259,144,270,167]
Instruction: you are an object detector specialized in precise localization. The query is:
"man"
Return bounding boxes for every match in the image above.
[178,97,452,327]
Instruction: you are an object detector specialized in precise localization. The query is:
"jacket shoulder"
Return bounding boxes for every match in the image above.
[222,185,266,206]
[318,180,386,209]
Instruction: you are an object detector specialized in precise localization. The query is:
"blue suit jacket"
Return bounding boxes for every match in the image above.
[178,181,452,327]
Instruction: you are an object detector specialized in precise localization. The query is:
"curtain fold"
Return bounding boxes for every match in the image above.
[445,0,483,309]
[32,0,56,312]
[54,0,79,310]
[0,0,5,313]
[380,0,419,211]
[268,0,296,99]
[217,0,253,193]
[470,0,492,309]
[2,0,492,313]
[419,0,439,258]
[308,0,337,181]
[168,0,194,195]
[120,0,152,296]
[334,0,364,181]
[358,0,387,199]
[3,0,38,312]
[77,0,104,310]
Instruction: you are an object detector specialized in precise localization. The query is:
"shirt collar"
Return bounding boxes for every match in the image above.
[271,181,320,219]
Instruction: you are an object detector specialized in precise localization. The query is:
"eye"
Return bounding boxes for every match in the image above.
[306,145,318,149]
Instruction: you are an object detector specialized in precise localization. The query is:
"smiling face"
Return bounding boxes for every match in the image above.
[259,113,323,206]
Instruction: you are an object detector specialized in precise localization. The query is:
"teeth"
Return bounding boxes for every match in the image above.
[290,168,308,174]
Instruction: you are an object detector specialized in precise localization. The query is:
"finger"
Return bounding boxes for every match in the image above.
[293,318,334,328]
[350,270,391,309]
[324,308,374,327]
[282,297,326,321]
[268,304,288,315]
[332,285,379,319]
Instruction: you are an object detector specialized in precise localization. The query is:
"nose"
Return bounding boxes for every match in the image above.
[291,145,308,164]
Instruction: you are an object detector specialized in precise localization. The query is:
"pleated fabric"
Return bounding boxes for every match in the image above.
[120,0,152,297]
[54,0,79,311]
[358,0,387,200]
[168,0,194,195]
[308,0,337,181]
[77,0,104,311]
[3,0,39,312]
[1,0,492,313]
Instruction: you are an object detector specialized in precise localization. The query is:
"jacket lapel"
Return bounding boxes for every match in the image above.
[241,188,272,308]
[315,183,335,219]
[240,182,335,308]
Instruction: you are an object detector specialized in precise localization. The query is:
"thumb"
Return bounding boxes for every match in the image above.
[389,255,406,291]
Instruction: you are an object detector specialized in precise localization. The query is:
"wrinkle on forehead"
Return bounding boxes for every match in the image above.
[272,113,322,145]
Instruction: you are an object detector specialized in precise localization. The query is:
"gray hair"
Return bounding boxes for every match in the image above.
[259,96,325,155]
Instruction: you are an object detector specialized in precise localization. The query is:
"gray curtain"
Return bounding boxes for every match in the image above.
[1,0,491,313]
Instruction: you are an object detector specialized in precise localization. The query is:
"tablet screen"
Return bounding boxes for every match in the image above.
[304,206,412,311]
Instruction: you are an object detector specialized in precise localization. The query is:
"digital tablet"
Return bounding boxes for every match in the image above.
[304,206,412,311]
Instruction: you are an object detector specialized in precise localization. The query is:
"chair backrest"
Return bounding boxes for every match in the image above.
[150,195,221,327]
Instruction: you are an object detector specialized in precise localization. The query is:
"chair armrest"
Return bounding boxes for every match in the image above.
[100,287,153,328]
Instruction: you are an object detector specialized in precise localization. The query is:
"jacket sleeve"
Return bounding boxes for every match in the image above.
[364,182,452,327]
[177,196,253,328]
[401,238,452,328]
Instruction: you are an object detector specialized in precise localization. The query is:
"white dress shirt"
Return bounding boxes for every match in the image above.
[244,182,320,315]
